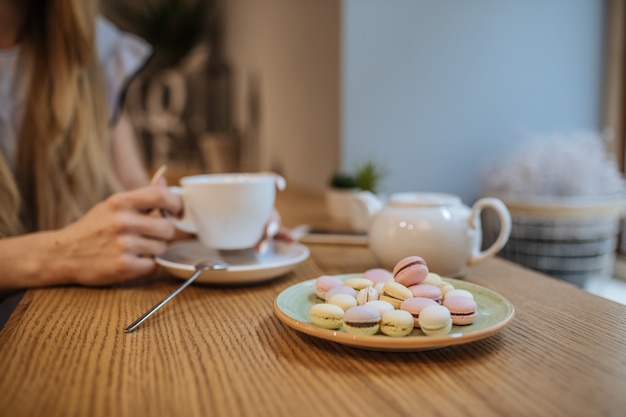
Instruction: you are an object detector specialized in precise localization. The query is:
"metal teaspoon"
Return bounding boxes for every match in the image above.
[124,259,229,333]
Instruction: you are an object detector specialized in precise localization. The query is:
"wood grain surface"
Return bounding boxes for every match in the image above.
[1,188,625,417]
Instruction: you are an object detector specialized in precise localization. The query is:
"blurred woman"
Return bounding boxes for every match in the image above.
[0,0,182,296]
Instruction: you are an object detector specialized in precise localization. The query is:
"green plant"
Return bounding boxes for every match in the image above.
[354,161,387,193]
[329,172,358,189]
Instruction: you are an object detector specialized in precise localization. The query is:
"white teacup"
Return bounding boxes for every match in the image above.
[170,173,286,250]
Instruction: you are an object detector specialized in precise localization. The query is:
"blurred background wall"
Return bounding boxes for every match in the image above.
[341,0,605,203]
[223,0,340,186]
[224,0,606,203]
[104,0,609,204]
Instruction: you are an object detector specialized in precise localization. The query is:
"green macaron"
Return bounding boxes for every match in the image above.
[310,303,344,329]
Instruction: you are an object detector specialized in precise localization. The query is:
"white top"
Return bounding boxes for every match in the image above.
[0,17,151,168]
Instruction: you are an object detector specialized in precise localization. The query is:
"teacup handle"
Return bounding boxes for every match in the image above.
[265,172,286,191]
[467,197,511,266]
[168,186,198,234]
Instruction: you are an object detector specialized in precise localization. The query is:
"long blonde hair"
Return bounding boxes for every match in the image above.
[0,0,121,237]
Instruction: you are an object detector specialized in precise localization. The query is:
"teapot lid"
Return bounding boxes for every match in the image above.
[388,192,461,207]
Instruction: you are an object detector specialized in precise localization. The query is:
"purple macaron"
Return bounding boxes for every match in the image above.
[342,305,381,335]
[324,285,358,302]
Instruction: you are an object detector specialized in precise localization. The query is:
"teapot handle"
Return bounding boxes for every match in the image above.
[467,197,511,266]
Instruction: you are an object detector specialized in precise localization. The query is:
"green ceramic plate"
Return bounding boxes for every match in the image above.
[273,274,515,351]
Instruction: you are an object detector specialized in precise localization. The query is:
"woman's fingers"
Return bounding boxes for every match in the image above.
[91,253,159,285]
[274,226,294,242]
[115,233,169,257]
[118,211,177,241]
[108,184,182,216]
[63,185,183,285]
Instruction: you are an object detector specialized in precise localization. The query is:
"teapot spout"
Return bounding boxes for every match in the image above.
[349,191,384,232]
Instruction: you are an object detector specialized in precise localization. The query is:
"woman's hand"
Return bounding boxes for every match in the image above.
[255,209,293,253]
[52,183,182,286]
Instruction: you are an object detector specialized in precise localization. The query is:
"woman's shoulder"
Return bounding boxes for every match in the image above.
[96,17,151,65]
[96,16,152,121]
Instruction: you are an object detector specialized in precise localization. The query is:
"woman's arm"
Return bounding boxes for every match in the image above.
[0,184,182,292]
[110,112,150,190]
[109,112,196,242]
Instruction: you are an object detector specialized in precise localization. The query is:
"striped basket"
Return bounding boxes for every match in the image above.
[482,194,624,287]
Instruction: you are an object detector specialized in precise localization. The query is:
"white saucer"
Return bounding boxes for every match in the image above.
[156,240,310,285]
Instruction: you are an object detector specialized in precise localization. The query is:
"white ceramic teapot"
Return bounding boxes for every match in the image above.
[352,192,511,277]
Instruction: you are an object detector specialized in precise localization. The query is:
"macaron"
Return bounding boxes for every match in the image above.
[380,310,414,337]
[327,293,358,311]
[444,289,474,300]
[408,284,443,304]
[443,295,478,325]
[356,286,379,305]
[392,256,429,287]
[315,275,343,299]
[374,282,386,294]
[342,306,381,335]
[344,277,374,291]
[418,304,452,336]
[439,282,456,297]
[422,272,443,286]
[400,297,438,328]
[379,281,413,309]
[363,268,394,284]
[309,303,344,329]
[364,300,396,317]
[324,285,358,301]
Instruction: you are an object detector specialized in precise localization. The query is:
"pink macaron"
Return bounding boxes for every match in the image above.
[393,256,429,287]
[315,275,343,299]
[400,297,438,328]
[408,284,442,304]
[363,268,394,284]
[443,295,478,325]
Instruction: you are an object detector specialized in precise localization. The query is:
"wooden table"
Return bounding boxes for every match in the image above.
[1,187,625,417]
